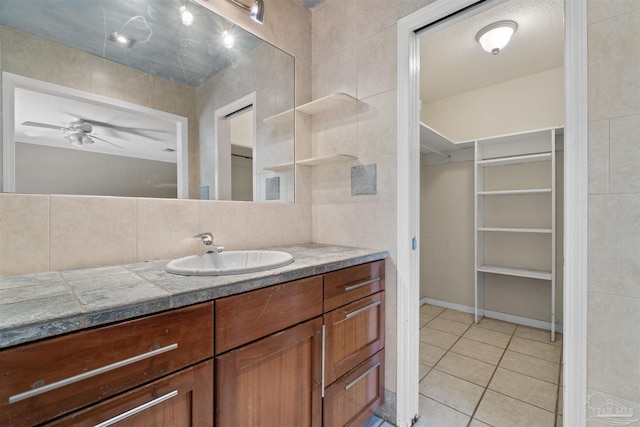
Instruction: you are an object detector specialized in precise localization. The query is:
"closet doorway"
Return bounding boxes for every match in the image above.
[396,0,588,426]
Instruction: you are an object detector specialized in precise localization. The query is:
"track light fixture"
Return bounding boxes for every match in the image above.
[226,0,264,25]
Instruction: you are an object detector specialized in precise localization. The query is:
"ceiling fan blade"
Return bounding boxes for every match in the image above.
[66,115,170,140]
[21,121,64,130]
[90,134,124,149]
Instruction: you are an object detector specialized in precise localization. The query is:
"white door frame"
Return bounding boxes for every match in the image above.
[212,92,257,200]
[396,1,588,426]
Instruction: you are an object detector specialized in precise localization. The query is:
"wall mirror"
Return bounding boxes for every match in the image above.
[0,0,295,202]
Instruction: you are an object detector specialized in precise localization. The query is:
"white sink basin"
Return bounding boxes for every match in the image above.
[165,250,294,276]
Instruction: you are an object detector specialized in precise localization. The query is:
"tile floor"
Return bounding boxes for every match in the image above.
[415,304,563,427]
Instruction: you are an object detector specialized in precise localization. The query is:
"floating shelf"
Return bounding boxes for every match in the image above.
[477,265,552,281]
[477,188,552,196]
[263,162,294,172]
[297,154,357,166]
[478,227,552,234]
[263,109,294,127]
[296,93,357,116]
[477,152,552,167]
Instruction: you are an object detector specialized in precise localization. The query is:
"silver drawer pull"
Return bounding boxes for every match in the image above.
[8,343,178,404]
[344,300,381,319]
[94,390,178,427]
[344,278,379,292]
[344,362,381,390]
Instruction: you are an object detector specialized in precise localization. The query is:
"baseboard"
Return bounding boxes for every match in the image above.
[420,297,564,334]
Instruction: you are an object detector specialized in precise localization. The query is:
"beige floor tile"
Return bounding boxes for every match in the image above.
[464,325,512,348]
[428,317,471,337]
[420,342,447,367]
[439,309,475,325]
[515,325,563,347]
[420,364,431,381]
[499,350,561,384]
[421,304,445,316]
[469,419,492,427]
[556,415,562,427]
[475,389,556,427]
[414,395,470,427]
[489,368,558,412]
[450,337,506,365]
[508,337,562,363]
[435,352,497,387]
[420,327,460,350]
[419,369,485,416]
[557,385,563,415]
[420,313,435,327]
[475,317,518,335]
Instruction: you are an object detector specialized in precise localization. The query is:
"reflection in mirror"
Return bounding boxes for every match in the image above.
[0,0,294,201]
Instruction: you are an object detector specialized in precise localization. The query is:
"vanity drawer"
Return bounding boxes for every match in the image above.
[215,276,323,354]
[0,302,213,427]
[323,261,385,312]
[324,291,385,385]
[323,351,385,427]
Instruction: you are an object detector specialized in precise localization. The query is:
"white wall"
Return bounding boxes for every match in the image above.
[422,67,564,142]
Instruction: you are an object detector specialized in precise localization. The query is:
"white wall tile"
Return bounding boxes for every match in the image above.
[245,203,283,249]
[198,201,247,250]
[588,119,610,194]
[357,25,397,100]
[609,115,640,194]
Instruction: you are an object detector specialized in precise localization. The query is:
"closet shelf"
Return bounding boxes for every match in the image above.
[477,188,552,196]
[477,152,552,167]
[477,265,552,281]
[477,227,552,234]
[297,154,357,166]
[296,93,356,115]
[263,109,294,127]
[419,122,460,156]
[263,162,294,172]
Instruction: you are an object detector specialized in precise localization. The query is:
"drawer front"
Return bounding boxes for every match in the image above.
[323,351,385,427]
[324,291,385,385]
[0,302,213,427]
[324,261,385,312]
[215,276,323,354]
[45,359,214,427]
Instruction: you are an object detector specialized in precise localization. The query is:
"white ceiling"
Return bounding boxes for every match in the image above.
[420,0,564,103]
[14,88,178,163]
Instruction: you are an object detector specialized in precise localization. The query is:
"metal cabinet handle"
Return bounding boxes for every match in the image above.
[344,300,381,319]
[8,343,178,404]
[321,324,326,398]
[94,390,178,427]
[343,278,379,292]
[344,362,381,390]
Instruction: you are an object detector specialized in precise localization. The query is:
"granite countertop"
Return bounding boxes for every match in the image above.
[0,244,388,350]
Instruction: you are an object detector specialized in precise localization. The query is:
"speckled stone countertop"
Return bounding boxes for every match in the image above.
[0,244,388,350]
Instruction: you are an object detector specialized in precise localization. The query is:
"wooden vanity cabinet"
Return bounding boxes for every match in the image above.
[45,359,213,427]
[323,260,386,427]
[0,302,214,427]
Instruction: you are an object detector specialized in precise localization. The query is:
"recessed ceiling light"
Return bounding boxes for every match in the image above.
[222,30,235,49]
[109,32,135,48]
[180,5,194,26]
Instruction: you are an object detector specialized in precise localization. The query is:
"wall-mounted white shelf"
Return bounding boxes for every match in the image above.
[477,188,552,196]
[475,127,560,342]
[477,265,553,281]
[263,162,294,172]
[263,109,294,127]
[297,154,357,166]
[478,227,552,234]
[477,152,552,167]
[296,93,356,116]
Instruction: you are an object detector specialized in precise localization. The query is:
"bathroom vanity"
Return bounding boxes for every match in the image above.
[0,244,387,427]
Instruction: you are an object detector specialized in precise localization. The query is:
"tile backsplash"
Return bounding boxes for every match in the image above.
[0,193,311,276]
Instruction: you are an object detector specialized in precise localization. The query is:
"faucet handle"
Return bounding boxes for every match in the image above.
[194,232,213,245]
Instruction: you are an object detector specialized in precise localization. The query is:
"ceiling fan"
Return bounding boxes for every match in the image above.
[21,119,124,149]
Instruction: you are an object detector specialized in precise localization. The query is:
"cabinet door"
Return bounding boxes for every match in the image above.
[45,359,213,427]
[324,351,385,427]
[216,317,322,427]
[324,292,385,385]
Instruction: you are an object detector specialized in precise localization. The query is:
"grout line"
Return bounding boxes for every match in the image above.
[487,388,558,415]
[497,363,561,386]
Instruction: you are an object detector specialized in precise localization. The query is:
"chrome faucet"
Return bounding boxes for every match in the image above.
[193,232,224,253]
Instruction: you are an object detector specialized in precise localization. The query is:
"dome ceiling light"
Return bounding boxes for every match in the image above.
[475,20,518,55]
